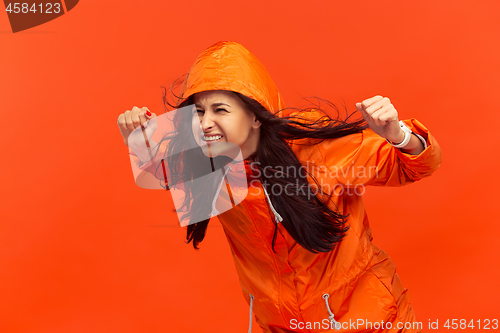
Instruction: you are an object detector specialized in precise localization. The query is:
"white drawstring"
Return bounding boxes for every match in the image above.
[211,165,231,216]
[248,293,340,332]
[262,184,283,224]
[248,294,254,333]
[322,293,340,331]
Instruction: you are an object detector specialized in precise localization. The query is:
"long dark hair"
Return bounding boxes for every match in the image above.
[155,73,369,253]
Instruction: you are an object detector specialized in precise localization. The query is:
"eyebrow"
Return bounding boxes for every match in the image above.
[195,102,230,108]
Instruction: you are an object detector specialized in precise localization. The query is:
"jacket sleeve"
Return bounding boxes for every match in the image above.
[128,142,170,190]
[288,110,442,188]
[332,118,442,186]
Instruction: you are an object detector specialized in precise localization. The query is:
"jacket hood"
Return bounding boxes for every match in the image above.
[176,41,286,116]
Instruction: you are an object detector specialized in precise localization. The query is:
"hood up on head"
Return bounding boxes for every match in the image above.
[176,41,287,117]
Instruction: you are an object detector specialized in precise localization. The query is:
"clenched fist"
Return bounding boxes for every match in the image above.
[355,95,405,144]
[117,106,157,147]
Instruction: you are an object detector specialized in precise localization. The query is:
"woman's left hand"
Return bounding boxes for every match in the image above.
[355,95,405,143]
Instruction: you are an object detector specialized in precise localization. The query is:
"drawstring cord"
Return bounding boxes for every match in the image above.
[211,165,231,216]
[322,294,340,331]
[248,293,340,332]
[262,184,283,224]
[248,294,254,333]
[262,184,283,252]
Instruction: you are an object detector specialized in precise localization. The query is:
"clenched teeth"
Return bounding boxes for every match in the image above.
[205,135,222,141]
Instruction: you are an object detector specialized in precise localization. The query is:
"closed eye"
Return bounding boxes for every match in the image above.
[196,108,228,114]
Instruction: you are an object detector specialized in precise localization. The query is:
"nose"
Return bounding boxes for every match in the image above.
[200,110,215,131]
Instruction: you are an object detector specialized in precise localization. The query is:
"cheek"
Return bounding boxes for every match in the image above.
[224,120,251,145]
[191,122,201,145]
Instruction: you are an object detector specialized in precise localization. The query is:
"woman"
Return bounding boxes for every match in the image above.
[117,41,442,332]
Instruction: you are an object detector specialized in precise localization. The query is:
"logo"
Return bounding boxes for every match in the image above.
[3,1,78,33]
[128,105,249,227]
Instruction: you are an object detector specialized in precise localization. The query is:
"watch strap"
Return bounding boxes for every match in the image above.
[385,120,412,148]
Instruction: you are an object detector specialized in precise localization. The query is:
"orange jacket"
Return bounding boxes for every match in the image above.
[129,41,442,332]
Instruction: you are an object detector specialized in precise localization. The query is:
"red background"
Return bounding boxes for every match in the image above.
[1,1,499,332]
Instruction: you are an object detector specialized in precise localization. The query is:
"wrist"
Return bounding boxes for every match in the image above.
[387,129,406,145]
[385,120,412,148]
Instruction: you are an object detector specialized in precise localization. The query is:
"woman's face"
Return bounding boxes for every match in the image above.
[191,90,261,161]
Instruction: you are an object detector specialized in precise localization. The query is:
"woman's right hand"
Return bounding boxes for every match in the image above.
[117,106,157,146]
